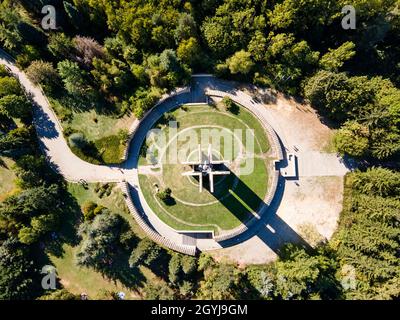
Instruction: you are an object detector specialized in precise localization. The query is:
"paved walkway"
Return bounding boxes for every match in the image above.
[0,50,352,262]
[0,49,128,183]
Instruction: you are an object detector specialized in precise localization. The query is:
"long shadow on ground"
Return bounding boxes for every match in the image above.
[199,171,312,256]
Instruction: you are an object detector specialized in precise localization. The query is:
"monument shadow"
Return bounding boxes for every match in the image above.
[196,169,312,256]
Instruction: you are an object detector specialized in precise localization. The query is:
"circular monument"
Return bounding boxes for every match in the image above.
[137,101,274,237]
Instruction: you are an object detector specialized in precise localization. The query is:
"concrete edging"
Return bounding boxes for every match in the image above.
[120,87,191,161]
[120,182,197,256]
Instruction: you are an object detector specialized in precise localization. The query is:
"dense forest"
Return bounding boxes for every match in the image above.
[1,0,399,162]
[0,0,399,300]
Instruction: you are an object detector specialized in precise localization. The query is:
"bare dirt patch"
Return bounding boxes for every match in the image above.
[274,176,343,240]
[265,93,335,152]
[240,87,335,153]
[210,176,344,266]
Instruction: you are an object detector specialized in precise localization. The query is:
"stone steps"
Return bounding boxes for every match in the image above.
[119,182,197,256]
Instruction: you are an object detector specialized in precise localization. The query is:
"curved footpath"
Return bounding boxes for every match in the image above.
[0,49,196,255]
[0,49,126,183]
[0,49,352,260]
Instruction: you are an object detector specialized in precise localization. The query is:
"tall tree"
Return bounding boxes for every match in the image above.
[0,238,35,300]
[57,60,89,96]
[319,42,356,72]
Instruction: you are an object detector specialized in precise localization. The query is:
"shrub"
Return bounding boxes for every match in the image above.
[93,205,106,216]
[222,96,239,114]
[16,45,41,69]
[48,33,74,59]
[39,289,80,300]
[94,135,125,164]
[156,187,175,205]
[226,50,254,75]
[119,229,137,250]
[129,238,162,268]
[94,182,101,193]
[0,65,8,77]
[76,213,125,269]
[0,77,22,98]
[117,129,129,145]
[63,126,74,137]
[73,36,105,66]
[181,255,197,275]
[97,183,113,198]
[25,60,58,89]
[81,201,97,220]
[0,94,31,119]
[57,60,90,96]
[98,188,106,198]
[333,121,369,158]
[68,132,87,149]
[105,188,112,197]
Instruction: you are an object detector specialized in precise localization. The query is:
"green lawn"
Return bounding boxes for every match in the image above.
[138,104,271,234]
[50,244,140,299]
[49,97,134,164]
[151,104,269,154]
[139,158,269,233]
[47,183,146,298]
[66,183,145,237]
[67,109,133,142]
[0,156,18,202]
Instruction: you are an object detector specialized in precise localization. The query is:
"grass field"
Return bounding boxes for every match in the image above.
[47,183,146,298]
[49,97,134,164]
[138,103,271,234]
[66,183,143,235]
[0,156,18,202]
[66,109,133,142]
[49,244,140,299]
[140,158,269,233]
[151,103,270,154]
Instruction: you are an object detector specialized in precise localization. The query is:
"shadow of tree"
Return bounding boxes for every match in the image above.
[49,88,120,116]
[0,157,7,168]
[32,105,59,139]
[101,251,146,290]
[227,102,240,115]
[147,249,171,281]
